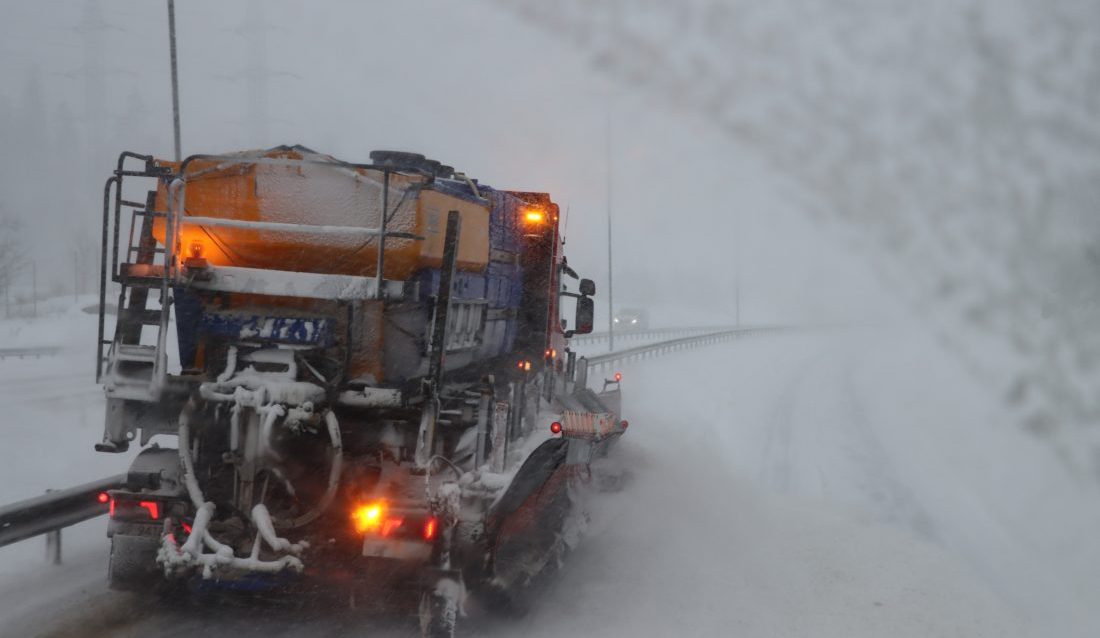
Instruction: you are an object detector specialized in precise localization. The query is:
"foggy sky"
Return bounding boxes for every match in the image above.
[0,0,884,328]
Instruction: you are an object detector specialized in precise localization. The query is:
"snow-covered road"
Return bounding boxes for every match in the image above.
[1,311,1097,637]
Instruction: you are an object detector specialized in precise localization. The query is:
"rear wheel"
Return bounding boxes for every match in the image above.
[107,534,161,591]
[419,577,460,638]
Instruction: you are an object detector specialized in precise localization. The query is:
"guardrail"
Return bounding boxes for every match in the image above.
[577,325,789,387]
[570,326,734,348]
[0,346,63,360]
[0,474,125,563]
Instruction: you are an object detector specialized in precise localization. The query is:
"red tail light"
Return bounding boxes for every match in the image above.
[108,498,159,521]
[423,517,438,541]
[139,501,160,520]
[550,421,562,434]
[614,372,622,382]
[97,491,109,504]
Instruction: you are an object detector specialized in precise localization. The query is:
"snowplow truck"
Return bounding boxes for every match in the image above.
[93,147,624,635]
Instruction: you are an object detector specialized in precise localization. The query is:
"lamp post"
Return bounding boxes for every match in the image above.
[605,104,615,352]
[167,0,182,162]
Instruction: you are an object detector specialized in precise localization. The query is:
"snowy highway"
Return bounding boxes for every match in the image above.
[3,310,1097,637]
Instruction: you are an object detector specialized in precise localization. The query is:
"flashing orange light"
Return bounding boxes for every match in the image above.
[423,517,438,541]
[523,209,545,224]
[351,501,386,534]
[550,421,562,435]
[614,372,622,382]
[189,241,204,259]
[97,491,110,504]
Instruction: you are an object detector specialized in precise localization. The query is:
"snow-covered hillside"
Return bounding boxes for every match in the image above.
[495,0,1100,478]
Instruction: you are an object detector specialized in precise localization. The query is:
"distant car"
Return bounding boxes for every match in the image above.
[613,308,648,331]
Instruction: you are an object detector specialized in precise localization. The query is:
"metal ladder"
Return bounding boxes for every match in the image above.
[96,153,175,402]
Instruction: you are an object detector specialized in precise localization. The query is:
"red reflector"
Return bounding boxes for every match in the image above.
[621,419,629,430]
[139,501,160,520]
[109,498,115,518]
[550,421,562,434]
[423,517,438,541]
[97,491,109,504]
[614,372,622,382]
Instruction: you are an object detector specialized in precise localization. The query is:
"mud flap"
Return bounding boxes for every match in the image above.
[485,438,587,592]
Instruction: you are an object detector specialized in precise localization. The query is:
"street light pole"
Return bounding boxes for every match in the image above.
[167,0,182,162]
[605,105,615,352]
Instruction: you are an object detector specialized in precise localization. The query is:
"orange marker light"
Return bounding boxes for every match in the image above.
[550,421,562,434]
[351,501,386,534]
[614,372,622,382]
[423,517,438,541]
[523,209,545,224]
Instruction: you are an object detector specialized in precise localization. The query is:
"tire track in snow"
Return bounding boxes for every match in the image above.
[758,351,828,494]
[839,358,939,541]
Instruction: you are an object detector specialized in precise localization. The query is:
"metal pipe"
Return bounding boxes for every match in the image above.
[176,215,420,239]
[475,390,491,468]
[375,169,390,298]
[416,211,462,467]
[97,176,118,381]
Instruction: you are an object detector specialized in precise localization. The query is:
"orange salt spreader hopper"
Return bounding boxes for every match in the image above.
[150,147,490,281]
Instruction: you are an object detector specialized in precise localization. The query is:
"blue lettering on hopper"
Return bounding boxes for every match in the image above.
[198,314,334,347]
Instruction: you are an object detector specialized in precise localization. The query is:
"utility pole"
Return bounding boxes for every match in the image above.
[168,0,182,162]
[605,104,615,352]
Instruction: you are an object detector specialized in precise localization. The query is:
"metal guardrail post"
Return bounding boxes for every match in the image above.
[44,488,61,565]
[46,529,61,565]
